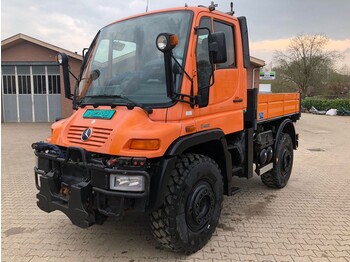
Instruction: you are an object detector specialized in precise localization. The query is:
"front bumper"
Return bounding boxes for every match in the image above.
[34,146,150,228]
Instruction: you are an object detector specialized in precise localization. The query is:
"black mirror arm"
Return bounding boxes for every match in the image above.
[194,26,211,36]
[170,53,196,108]
[171,53,193,84]
[69,70,79,82]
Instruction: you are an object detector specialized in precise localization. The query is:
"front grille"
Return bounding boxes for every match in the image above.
[67,125,112,147]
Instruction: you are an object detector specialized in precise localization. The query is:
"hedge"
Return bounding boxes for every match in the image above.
[302,98,350,111]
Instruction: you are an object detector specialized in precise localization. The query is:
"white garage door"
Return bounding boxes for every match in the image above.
[2,64,62,122]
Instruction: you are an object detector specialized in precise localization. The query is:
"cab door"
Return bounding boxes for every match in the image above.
[194,14,246,135]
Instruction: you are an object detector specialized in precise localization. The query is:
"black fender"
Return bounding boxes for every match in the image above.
[275,119,298,150]
[166,129,232,196]
[148,129,232,212]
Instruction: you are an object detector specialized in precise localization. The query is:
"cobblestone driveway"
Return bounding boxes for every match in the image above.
[2,113,350,261]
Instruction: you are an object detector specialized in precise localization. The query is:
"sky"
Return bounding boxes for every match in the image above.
[2,0,350,69]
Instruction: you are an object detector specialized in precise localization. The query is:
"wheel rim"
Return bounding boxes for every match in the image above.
[281,149,292,175]
[186,181,215,232]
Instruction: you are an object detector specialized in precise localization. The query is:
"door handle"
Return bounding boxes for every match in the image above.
[233,98,243,103]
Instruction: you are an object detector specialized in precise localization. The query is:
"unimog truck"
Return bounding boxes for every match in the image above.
[33,2,300,254]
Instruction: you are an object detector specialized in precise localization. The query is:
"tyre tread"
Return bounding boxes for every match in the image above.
[150,153,221,254]
[261,132,293,189]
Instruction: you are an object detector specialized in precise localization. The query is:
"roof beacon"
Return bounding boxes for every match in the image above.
[226,2,235,16]
[209,1,217,11]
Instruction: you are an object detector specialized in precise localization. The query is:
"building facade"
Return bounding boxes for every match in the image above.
[1,34,82,122]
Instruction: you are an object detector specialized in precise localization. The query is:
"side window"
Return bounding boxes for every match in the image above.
[93,40,136,64]
[196,17,212,89]
[112,40,136,60]
[94,39,109,64]
[214,21,235,69]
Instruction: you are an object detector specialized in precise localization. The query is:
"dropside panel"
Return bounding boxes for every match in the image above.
[257,93,300,121]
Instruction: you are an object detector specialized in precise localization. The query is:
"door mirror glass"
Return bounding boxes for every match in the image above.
[209,32,227,64]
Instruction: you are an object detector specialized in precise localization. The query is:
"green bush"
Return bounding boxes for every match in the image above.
[302,98,350,111]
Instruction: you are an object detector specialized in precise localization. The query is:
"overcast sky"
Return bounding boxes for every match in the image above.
[2,0,350,68]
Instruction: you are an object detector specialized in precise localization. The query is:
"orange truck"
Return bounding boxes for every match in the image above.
[33,3,300,254]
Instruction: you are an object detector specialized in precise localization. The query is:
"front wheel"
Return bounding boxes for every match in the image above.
[261,132,294,188]
[150,154,223,254]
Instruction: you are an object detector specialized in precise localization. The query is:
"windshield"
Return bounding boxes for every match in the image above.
[78,11,193,106]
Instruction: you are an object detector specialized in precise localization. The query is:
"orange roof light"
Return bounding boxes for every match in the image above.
[169,34,179,46]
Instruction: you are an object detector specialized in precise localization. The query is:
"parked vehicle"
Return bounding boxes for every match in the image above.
[33,3,300,254]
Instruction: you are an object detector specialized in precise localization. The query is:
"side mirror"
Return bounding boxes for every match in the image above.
[209,32,227,64]
[57,53,72,100]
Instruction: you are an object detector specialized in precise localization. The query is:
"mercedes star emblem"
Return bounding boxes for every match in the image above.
[81,128,92,141]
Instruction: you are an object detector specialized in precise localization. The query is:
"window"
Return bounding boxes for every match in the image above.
[214,20,235,68]
[2,75,16,94]
[94,39,109,64]
[79,11,193,105]
[2,65,60,95]
[196,17,213,89]
[47,66,61,94]
[2,66,16,94]
[93,40,136,64]
[31,66,44,94]
[33,75,46,94]
[16,66,31,94]
[18,75,31,94]
[48,75,61,94]
[32,66,60,94]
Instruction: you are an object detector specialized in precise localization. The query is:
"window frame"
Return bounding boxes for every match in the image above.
[195,16,213,90]
[213,19,237,69]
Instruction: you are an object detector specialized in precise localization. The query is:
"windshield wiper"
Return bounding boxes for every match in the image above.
[81,95,153,114]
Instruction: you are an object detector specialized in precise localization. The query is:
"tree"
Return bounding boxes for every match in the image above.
[273,34,341,97]
[326,66,350,98]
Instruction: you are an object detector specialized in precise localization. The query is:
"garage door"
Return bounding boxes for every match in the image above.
[2,64,62,122]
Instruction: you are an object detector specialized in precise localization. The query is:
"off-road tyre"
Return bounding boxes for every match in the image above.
[261,132,294,188]
[150,154,223,254]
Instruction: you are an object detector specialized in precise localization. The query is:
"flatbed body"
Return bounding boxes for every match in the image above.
[257,93,300,122]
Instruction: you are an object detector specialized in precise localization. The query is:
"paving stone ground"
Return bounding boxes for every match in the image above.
[2,113,350,261]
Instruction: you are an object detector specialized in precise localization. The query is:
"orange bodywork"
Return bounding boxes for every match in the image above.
[49,7,300,159]
[257,93,300,122]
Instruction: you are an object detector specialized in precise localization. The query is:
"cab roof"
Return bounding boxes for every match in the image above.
[105,6,237,28]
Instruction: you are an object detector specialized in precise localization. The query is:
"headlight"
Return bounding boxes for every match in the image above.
[156,34,168,51]
[156,33,178,52]
[56,52,69,66]
[110,174,145,192]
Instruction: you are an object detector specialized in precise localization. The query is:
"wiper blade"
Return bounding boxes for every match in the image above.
[83,95,153,114]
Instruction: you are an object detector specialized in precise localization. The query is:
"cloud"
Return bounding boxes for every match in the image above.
[129,0,147,8]
[326,40,350,52]
[250,39,291,53]
[249,38,350,67]
[250,38,350,53]
[34,13,93,53]
[2,0,350,67]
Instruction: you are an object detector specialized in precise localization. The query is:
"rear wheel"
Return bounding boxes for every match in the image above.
[261,132,294,188]
[150,154,223,254]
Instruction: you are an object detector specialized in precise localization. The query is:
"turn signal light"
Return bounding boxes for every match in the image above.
[130,139,160,150]
[185,125,196,133]
[169,34,179,46]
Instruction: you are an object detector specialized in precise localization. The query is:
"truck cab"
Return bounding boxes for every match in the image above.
[33,3,299,254]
